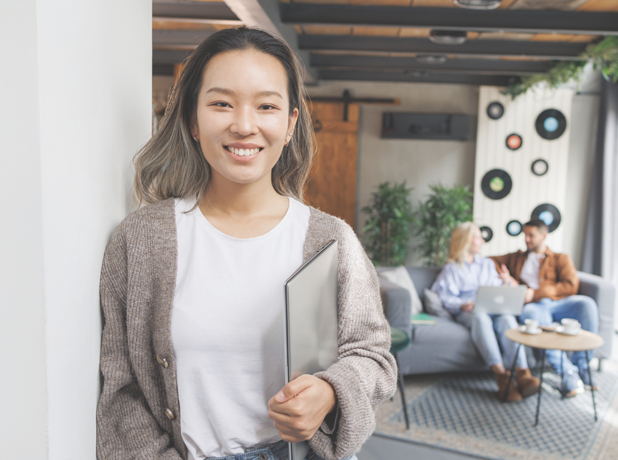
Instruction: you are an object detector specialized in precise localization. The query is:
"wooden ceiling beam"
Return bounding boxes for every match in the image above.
[281,4,618,36]
[299,35,587,60]
[318,69,515,86]
[153,1,239,21]
[310,54,554,75]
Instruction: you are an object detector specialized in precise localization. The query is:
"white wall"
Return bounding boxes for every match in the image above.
[1,1,152,458]
[307,81,479,266]
[0,1,48,458]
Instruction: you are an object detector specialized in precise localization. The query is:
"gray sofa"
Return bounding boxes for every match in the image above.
[378,266,616,376]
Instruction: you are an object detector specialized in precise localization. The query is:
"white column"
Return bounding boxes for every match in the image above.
[0,1,152,458]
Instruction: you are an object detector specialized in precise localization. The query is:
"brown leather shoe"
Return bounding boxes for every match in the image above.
[495,371,522,402]
[516,368,541,397]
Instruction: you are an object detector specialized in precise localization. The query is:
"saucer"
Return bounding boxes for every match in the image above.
[556,325,581,336]
[519,325,542,335]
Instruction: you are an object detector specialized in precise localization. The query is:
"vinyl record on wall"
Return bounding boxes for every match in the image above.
[531,203,561,232]
[506,133,523,151]
[481,169,512,200]
[506,220,523,236]
[487,102,504,120]
[535,109,567,140]
[480,226,493,242]
[531,159,549,176]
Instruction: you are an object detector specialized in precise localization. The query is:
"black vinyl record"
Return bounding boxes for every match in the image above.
[480,226,493,243]
[487,102,504,120]
[535,109,567,140]
[506,220,522,236]
[531,159,549,176]
[506,133,522,151]
[481,169,512,200]
[531,203,561,232]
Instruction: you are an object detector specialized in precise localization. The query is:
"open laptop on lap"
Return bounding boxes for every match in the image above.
[475,285,527,315]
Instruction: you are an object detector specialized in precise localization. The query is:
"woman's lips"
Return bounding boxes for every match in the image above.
[224,145,262,162]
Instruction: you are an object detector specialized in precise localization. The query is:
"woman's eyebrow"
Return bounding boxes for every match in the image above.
[205,87,283,99]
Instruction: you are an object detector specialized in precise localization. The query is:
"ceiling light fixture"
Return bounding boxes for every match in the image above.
[429,30,467,45]
[453,0,502,9]
[416,55,447,65]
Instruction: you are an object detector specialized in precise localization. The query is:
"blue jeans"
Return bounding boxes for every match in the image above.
[455,312,527,369]
[519,295,599,373]
[204,440,358,460]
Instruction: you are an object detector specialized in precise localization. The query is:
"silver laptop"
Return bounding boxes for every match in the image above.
[475,285,527,315]
[283,239,339,460]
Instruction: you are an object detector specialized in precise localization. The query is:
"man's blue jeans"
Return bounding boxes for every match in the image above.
[519,295,599,373]
[455,312,528,369]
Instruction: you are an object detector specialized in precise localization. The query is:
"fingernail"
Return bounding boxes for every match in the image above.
[276,391,285,402]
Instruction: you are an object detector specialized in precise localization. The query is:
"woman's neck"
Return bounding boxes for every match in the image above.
[465,252,475,264]
[200,172,283,218]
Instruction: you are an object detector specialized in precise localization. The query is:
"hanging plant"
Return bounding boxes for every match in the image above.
[502,37,618,99]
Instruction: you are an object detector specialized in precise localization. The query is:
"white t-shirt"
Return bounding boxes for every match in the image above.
[171,197,310,459]
[520,252,544,290]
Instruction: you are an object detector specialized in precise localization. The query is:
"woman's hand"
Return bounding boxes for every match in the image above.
[461,301,475,312]
[524,287,535,304]
[268,375,336,442]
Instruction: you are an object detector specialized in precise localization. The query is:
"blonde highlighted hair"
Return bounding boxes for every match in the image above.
[448,222,479,265]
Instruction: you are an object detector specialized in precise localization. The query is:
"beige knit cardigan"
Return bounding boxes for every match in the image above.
[96,198,397,460]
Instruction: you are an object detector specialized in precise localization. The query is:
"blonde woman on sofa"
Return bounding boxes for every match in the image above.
[431,222,540,402]
[96,27,396,460]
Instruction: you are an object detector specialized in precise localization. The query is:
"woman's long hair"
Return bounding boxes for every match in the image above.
[448,222,478,265]
[134,27,315,206]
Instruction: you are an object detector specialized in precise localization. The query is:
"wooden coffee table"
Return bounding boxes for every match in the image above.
[504,328,604,426]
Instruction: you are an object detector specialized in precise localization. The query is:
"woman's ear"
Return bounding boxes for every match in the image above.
[287,107,299,136]
[190,112,199,140]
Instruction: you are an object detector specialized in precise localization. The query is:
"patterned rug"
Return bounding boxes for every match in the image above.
[374,360,618,460]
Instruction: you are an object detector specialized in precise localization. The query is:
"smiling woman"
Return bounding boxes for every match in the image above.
[96,27,396,460]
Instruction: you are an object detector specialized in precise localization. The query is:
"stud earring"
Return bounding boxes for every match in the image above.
[193,136,198,142]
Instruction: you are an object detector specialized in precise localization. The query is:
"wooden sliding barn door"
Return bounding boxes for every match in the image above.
[305,102,359,229]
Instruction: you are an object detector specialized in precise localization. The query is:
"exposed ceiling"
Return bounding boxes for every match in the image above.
[152,0,618,86]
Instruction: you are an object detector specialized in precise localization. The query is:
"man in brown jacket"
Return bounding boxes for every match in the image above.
[491,219,599,398]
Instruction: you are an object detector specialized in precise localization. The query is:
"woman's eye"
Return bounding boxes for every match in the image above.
[260,104,277,110]
[212,102,231,108]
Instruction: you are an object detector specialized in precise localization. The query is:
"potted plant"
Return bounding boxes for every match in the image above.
[361,181,415,266]
[415,183,473,266]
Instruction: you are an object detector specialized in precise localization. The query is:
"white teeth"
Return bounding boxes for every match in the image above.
[228,147,260,156]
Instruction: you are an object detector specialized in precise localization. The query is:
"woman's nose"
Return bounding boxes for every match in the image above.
[231,107,258,137]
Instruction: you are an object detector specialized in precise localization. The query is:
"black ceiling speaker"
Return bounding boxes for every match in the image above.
[429,30,467,45]
[535,109,567,140]
[381,112,476,140]
[453,0,502,9]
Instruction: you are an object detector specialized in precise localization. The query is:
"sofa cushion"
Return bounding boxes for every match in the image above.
[423,288,452,319]
[379,266,423,315]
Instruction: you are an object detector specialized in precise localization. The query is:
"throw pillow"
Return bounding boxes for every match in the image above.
[379,266,423,315]
[423,288,451,319]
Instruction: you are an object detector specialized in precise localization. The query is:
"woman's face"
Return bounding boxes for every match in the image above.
[469,227,485,255]
[191,49,299,189]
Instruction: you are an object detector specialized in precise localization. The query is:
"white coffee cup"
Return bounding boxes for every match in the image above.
[524,319,540,332]
[561,318,581,333]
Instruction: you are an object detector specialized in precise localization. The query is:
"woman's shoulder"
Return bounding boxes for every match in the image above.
[111,198,176,242]
[306,206,356,241]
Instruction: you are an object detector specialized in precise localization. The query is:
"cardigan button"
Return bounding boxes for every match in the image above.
[165,408,175,420]
[156,354,169,368]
